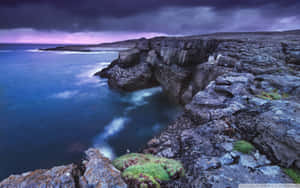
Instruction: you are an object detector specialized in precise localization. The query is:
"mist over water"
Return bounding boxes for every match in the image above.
[0,44,181,180]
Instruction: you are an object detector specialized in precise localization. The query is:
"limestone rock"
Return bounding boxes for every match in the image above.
[80,148,127,188]
[0,164,79,188]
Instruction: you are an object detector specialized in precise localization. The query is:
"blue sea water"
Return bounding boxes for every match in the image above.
[0,44,180,180]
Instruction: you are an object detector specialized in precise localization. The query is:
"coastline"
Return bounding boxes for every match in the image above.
[1,30,300,187]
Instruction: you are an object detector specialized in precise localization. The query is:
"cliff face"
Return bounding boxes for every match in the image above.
[98,38,221,103]
[98,32,300,186]
[99,34,300,103]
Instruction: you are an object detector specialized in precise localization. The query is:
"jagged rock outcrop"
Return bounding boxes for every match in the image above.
[98,38,220,103]
[0,149,127,188]
[80,149,127,188]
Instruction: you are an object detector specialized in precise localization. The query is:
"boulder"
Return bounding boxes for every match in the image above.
[0,164,79,188]
[80,148,127,188]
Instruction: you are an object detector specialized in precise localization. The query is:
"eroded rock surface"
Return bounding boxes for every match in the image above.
[0,149,127,188]
[96,32,300,186]
[98,33,300,179]
[145,72,298,187]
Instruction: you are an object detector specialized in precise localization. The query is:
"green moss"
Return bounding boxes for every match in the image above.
[113,153,185,187]
[283,168,300,184]
[123,163,169,187]
[113,153,148,170]
[256,90,289,100]
[234,140,255,154]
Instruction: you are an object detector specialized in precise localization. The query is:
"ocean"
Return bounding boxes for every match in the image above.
[0,43,180,180]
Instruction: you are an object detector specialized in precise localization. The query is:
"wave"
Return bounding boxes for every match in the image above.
[93,117,129,159]
[76,62,110,86]
[102,117,129,139]
[95,145,115,160]
[50,90,79,99]
[123,87,162,111]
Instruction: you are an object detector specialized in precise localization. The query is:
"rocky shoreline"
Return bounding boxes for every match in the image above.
[1,30,300,187]
[97,30,300,187]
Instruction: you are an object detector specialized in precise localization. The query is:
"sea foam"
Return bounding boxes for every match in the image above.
[51,90,79,99]
[76,62,110,86]
[93,117,129,159]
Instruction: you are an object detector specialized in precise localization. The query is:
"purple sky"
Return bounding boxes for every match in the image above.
[1,0,300,44]
[0,29,164,44]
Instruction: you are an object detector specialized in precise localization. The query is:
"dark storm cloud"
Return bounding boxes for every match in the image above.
[0,0,300,34]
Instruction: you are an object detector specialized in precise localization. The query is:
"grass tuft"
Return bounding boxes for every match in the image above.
[283,168,300,184]
[234,140,255,154]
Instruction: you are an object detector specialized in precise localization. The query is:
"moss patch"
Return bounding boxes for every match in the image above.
[256,90,288,100]
[283,168,300,184]
[113,153,184,187]
[234,140,255,154]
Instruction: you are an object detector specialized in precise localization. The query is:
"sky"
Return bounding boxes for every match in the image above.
[1,0,300,44]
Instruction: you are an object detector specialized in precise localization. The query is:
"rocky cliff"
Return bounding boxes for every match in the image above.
[97,31,300,187]
[1,31,300,187]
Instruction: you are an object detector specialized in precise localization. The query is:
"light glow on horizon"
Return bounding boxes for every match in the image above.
[0,28,166,44]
